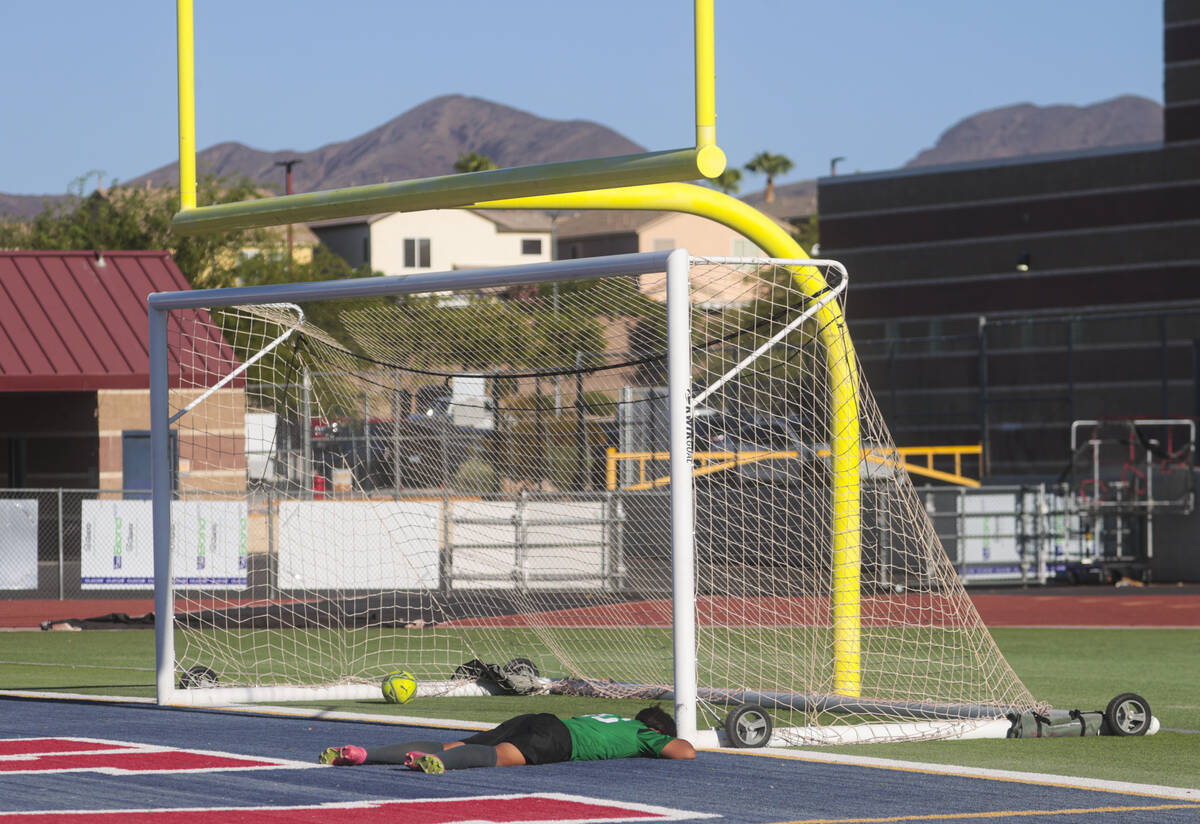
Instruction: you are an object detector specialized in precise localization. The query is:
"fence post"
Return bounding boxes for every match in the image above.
[977,316,989,480]
[57,488,65,599]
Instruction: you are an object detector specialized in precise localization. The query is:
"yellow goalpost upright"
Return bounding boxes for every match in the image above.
[155,0,1047,747]
[169,1,863,704]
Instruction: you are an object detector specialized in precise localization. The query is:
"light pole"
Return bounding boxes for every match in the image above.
[275,159,302,267]
[830,156,846,176]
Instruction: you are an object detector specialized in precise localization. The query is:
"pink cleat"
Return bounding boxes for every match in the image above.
[319,745,367,766]
[403,751,428,770]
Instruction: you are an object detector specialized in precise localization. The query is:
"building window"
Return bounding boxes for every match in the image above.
[362,236,370,265]
[652,238,675,252]
[521,238,542,255]
[404,238,431,268]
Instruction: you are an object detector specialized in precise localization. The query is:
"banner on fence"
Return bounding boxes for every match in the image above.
[81,500,248,589]
[277,501,439,590]
[0,499,38,590]
[958,491,1025,582]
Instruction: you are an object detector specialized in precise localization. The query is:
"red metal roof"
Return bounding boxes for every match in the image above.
[0,250,231,391]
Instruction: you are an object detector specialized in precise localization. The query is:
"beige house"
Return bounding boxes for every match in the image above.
[308,209,553,274]
[555,210,792,307]
[554,210,771,261]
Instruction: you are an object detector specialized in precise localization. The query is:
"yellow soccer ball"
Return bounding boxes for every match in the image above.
[381,670,418,704]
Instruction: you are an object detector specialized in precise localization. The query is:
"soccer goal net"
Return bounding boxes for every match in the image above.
[149,249,1041,745]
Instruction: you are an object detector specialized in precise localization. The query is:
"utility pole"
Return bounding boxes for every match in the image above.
[274,159,302,268]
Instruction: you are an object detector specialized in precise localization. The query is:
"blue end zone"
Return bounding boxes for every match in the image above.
[1,696,1196,824]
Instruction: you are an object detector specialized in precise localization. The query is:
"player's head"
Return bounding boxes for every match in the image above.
[635,705,676,738]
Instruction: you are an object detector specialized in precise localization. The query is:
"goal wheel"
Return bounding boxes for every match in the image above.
[179,665,218,689]
[724,704,773,748]
[1103,692,1152,736]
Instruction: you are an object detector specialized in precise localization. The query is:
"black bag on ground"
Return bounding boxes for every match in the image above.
[1006,709,1104,738]
[451,658,540,696]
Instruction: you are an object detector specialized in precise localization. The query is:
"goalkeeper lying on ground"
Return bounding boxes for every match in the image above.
[319,706,696,773]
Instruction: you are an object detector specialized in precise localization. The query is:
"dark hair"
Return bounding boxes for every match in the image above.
[635,705,677,738]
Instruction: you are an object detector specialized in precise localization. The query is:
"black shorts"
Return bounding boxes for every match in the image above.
[460,713,572,765]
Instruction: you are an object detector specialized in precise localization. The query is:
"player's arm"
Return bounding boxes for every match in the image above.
[658,738,696,759]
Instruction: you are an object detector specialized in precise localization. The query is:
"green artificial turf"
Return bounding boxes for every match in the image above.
[2,626,1198,789]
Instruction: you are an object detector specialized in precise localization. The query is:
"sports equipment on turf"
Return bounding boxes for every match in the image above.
[150,251,1042,745]
[382,671,418,704]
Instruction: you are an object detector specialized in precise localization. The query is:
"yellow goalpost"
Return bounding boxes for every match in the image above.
[171,0,864,700]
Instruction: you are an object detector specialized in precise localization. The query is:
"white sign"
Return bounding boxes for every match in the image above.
[171,501,250,587]
[0,499,38,590]
[81,500,248,589]
[277,501,439,590]
[958,492,1025,582]
[450,500,607,590]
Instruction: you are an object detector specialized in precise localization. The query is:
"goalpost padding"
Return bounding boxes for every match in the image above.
[149,250,1042,744]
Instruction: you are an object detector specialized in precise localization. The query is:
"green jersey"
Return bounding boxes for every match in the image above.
[561,713,675,761]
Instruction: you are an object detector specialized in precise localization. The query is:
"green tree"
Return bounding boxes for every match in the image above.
[709,168,742,195]
[453,152,498,173]
[744,151,794,204]
[0,172,274,288]
[793,212,818,256]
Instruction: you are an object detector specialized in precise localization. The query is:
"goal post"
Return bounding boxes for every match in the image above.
[149,250,1041,745]
[171,0,725,234]
[148,249,699,707]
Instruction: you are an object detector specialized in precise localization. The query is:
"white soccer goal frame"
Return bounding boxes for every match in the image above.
[148,249,705,733]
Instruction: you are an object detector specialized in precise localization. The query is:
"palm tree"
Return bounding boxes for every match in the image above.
[709,168,742,195]
[744,151,794,204]
[453,152,498,173]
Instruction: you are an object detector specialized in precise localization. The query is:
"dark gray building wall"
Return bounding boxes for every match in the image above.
[1165,0,1200,142]
[816,3,1200,486]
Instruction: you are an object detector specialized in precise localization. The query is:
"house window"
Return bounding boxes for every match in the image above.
[362,236,371,265]
[404,238,431,268]
[652,238,675,251]
[521,238,542,255]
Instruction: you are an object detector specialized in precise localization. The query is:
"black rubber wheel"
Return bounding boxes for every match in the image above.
[503,657,539,679]
[1103,692,1152,736]
[724,704,773,748]
[178,665,218,689]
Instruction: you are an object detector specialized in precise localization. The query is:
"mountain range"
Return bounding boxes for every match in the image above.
[0,94,1163,220]
[749,94,1163,219]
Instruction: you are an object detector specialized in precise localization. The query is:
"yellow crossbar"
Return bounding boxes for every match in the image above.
[606,444,983,491]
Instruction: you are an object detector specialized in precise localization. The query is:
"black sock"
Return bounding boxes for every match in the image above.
[364,741,446,764]
[436,744,499,770]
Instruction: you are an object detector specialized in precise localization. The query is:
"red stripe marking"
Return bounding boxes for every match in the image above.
[0,740,131,756]
[0,796,674,823]
[0,751,278,773]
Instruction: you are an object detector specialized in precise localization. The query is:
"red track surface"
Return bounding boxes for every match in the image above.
[970,589,1200,626]
[0,796,673,824]
[2,589,1199,630]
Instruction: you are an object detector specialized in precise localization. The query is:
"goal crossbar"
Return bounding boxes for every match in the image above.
[172,0,725,231]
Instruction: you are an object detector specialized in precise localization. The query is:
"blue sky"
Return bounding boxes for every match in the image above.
[1,1,1163,195]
